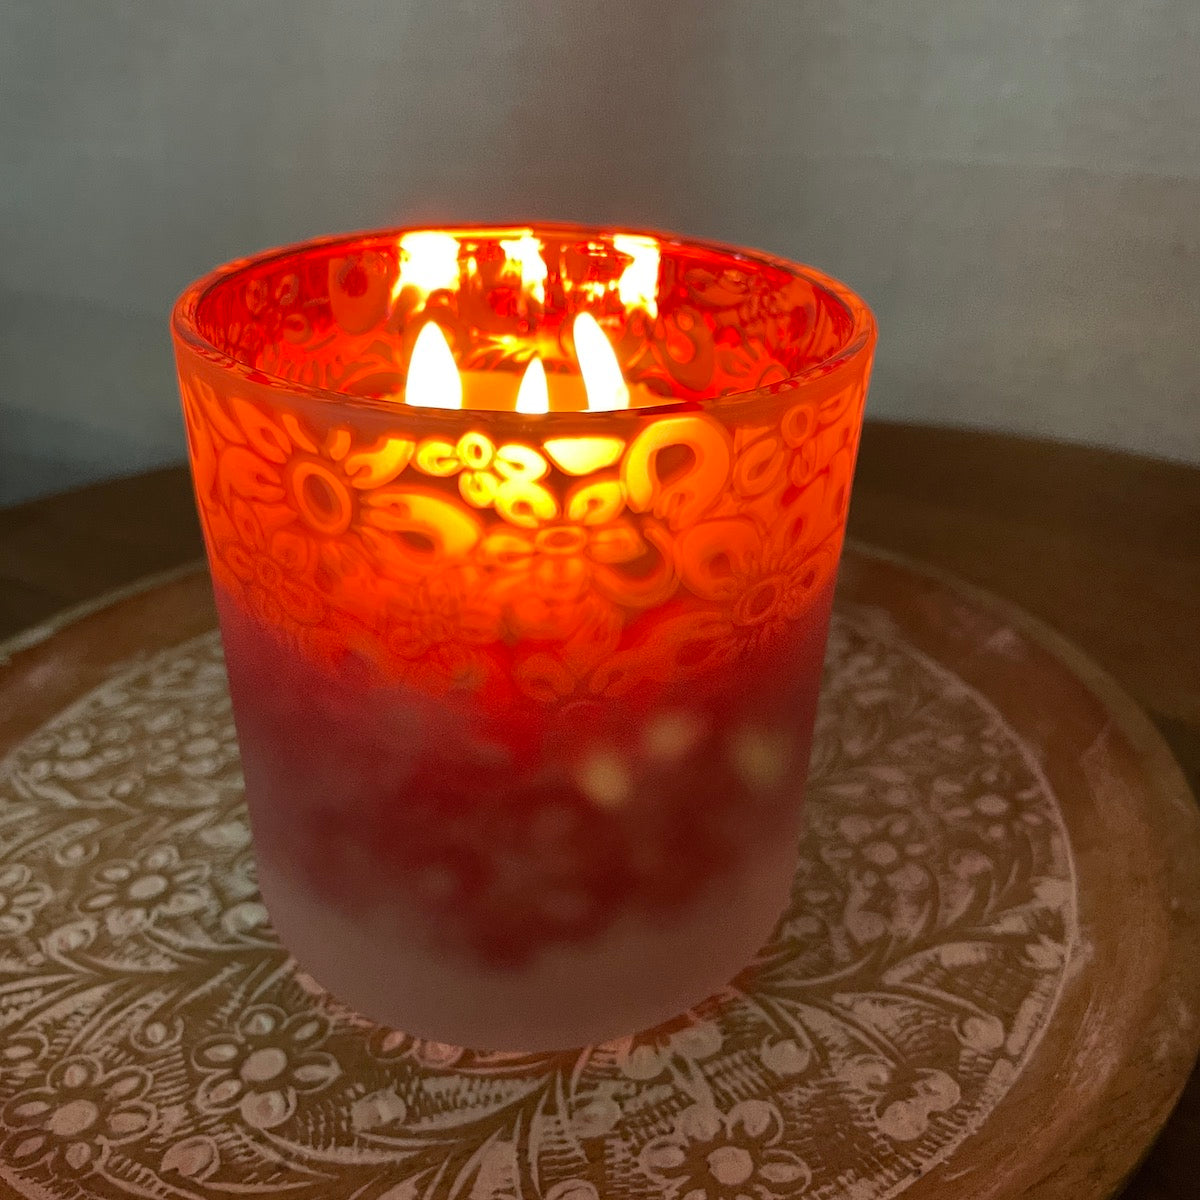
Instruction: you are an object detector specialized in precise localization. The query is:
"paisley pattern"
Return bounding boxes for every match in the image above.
[0,606,1075,1200]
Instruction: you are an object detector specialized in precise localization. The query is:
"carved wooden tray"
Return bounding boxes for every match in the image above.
[0,545,1196,1200]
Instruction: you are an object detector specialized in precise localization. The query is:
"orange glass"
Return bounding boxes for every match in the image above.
[171,224,876,1049]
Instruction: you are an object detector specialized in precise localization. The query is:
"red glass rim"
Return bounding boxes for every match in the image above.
[171,222,877,421]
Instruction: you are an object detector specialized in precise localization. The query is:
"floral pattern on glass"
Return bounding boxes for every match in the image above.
[180,371,864,706]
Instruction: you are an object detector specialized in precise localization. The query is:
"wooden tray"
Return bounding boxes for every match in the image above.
[0,545,1196,1200]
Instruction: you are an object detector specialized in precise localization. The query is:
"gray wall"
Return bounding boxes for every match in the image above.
[3,1,1198,505]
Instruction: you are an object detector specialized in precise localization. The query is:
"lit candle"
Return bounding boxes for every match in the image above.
[403,317,646,413]
[172,223,875,1049]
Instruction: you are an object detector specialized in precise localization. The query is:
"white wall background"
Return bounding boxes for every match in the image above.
[3,1,1198,504]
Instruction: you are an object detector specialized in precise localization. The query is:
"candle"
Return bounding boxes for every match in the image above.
[172,224,875,1049]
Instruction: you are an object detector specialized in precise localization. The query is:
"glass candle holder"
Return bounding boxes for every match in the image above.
[172,224,876,1050]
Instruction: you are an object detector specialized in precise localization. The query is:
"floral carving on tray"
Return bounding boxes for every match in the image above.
[0,609,1075,1199]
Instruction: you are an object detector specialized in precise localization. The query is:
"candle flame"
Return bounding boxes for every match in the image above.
[406,322,462,409]
[574,312,629,412]
[392,231,461,303]
[500,233,548,304]
[613,234,660,318]
[515,356,550,414]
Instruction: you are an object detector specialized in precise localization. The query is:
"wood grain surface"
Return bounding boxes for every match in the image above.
[2,420,1198,1199]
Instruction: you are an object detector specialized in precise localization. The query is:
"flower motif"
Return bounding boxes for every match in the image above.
[942,779,1046,845]
[1,1057,155,1176]
[676,488,837,660]
[0,863,51,937]
[823,812,933,944]
[284,422,415,533]
[415,432,556,527]
[192,1006,339,1130]
[213,398,411,538]
[843,1057,961,1141]
[204,405,416,635]
[80,845,211,935]
[210,498,332,633]
[383,566,504,695]
[143,713,238,780]
[14,721,138,805]
[481,480,674,638]
[639,1101,811,1200]
[825,812,929,892]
